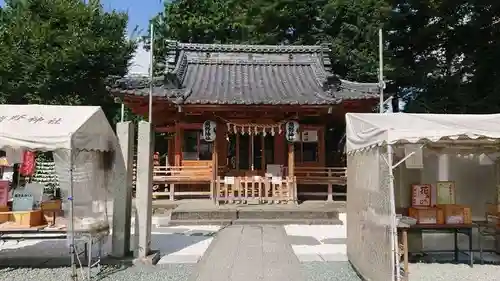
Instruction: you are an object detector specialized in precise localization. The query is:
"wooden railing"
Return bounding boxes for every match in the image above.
[283,166,347,201]
[152,165,212,184]
[294,167,346,185]
[150,165,213,200]
[215,176,296,204]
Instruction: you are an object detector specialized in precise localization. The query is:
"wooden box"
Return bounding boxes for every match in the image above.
[437,204,472,224]
[41,200,62,211]
[409,207,444,224]
[10,210,44,227]
[486,203,500,215]
[0,206,9,223]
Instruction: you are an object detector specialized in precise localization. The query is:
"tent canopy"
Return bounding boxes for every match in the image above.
[0,104,116,151]
[345,113,500,152]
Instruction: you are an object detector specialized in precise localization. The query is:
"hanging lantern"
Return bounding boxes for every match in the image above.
[285,121,300,142]
[270,126,275,136]
[278,124,283,135]
[254,126,258,135]
[248,126,252,135]
[263,127,267,136]
[233,124,238,134]
[202,120,217,142]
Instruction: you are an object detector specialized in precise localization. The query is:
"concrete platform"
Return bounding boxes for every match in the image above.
[163,200,345,226]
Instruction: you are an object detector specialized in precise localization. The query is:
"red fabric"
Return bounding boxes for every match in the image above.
[19,151,36,176]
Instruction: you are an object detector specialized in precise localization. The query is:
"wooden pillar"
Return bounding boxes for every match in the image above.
[167,138,174,166]
[274,133,285,165]
[172,122,181,201]
[318,126,326,166]
[288,143,297,202]
[174,122,181,166]
[287,143,295,177]
[327,169,333,201]
[236,134,240,172]
[211,138,218,204]
[217,122,227,170]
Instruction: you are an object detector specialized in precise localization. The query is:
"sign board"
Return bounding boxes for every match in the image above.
[224,176,235,185]
[411,184,432,207]
[404,144,423,169]
[301,130,318,142]
[12,189,34,211]
[24,182,45,208]
[0,180,9,206]
[1,166,13,181]
[272,177,282,185]
[436,181,456,205]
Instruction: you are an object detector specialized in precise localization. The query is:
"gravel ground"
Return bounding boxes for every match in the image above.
[409,263,500,281]
[0,264,195,281]
[300,261,362,281]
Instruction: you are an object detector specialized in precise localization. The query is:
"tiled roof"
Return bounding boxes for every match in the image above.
[108,42,380,105]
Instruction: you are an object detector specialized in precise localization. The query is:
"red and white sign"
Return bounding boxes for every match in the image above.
[20,151,36,176]
[0,180,9,206]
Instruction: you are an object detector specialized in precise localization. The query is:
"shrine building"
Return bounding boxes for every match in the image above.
[109,42,380,204]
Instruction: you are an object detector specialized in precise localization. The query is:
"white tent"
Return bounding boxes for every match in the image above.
[0,104,117,151]
[0,104,125,251]
[345,112,500,281]
[346,113,500,152]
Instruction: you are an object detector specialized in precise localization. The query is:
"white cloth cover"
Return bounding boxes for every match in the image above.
[0,104,116,151]
[345,113,500,153]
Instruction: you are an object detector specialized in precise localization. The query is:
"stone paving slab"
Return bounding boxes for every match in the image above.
[189,225,303,281]
[284,213,348,263]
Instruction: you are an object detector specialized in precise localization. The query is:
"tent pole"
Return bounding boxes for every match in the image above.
[120,104,125,122]
[387,144,400,281]
[68,150,77,281]
[378,29,384,114]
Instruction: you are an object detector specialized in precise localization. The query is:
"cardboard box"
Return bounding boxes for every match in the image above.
[409,207,444,224]
[437,204,472,224]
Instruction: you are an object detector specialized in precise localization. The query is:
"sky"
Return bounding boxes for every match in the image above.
[0,0,165,36]
[100,0,164,35]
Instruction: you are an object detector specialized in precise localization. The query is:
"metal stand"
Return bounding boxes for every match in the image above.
[0,229,107,281]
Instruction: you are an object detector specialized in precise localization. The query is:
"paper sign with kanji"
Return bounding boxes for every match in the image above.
[412,184,432,207]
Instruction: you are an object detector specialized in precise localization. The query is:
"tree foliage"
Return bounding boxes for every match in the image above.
[0,0,135,122]
[154,0,500,114]
[385,0,500,113]
[152,0,390,82]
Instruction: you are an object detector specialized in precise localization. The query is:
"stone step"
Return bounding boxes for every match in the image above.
[170,209,339,221]
[237,209,339,220]
[170,210,237,221]
[163,218,343,227]
[232,218,343,225]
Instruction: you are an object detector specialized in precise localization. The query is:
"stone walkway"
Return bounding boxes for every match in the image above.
[188,225,303,281]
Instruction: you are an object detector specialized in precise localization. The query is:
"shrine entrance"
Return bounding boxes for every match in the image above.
[227,134,276,176]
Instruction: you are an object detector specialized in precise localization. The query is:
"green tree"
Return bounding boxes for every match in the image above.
[0,0,135,122]
[151,0,389,82]
[387,0,500,113]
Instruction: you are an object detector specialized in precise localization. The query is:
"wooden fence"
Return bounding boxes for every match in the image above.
[214,176,296,204]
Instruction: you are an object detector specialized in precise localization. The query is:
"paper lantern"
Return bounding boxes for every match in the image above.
[202,120,216,142]
[285,121,300,142]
